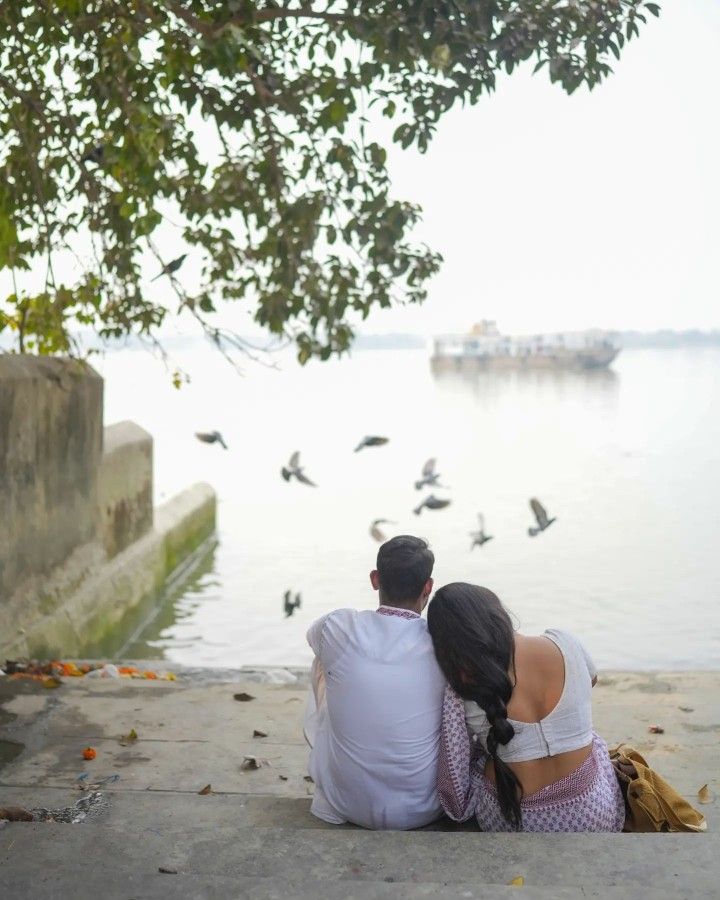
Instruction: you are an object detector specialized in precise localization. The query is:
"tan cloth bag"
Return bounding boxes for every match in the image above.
[610,744,707,833]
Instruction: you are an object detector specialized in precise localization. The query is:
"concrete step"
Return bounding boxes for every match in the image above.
[0,871,713,900]
[0,786,478,831]
[0,824,716,892]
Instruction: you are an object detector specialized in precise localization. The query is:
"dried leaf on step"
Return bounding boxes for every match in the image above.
[120,727,138,744]
[303,775,314,783]
[253,729,268,738]
[679,706,694,713]
[648,724,664,734]
[233,692,255,702]
[241,755,270,770]
[698,784,714,804]
[198,784,213,795]
[278,775,288,781]
[508,875,524,886]
[158,867,178,875]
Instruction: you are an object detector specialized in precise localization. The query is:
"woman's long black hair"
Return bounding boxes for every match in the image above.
[427,583,523,830]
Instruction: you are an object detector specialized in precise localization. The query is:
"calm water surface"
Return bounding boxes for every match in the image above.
[95,345,720,670]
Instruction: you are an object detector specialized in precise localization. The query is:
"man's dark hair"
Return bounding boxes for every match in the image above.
[376,535,434,606]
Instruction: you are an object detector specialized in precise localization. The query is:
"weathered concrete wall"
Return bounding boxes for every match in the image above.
[99,421,153,559]
[0,355,217,659]
[2,483,216,659]
[0,356,103,606]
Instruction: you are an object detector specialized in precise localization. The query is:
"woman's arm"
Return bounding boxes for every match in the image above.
[437,685,483,822]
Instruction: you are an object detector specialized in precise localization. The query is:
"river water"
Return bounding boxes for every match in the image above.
[95,343,720,670]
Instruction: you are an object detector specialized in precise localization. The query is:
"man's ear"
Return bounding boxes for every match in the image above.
[370,570,380,591]
[420,578,434,611]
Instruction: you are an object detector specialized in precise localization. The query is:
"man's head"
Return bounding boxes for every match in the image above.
[370,535,435,613]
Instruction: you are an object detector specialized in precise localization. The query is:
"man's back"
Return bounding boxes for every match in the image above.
[306,606,446,830]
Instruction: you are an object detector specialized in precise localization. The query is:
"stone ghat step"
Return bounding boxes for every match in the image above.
[0,872,714,900]
[0,824,716,892]
[0,785,477,831]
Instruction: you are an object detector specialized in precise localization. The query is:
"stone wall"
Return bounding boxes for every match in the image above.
[99,421,153,559]
[0,355,216,658]
[0,356,103,607]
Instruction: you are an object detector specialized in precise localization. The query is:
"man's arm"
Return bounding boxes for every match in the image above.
[306,612,332,658]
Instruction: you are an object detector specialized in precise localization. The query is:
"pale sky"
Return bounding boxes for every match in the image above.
[3,1,718,345]
[365,0,720,336]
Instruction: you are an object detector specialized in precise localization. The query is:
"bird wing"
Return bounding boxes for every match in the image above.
[354,437,367,452]
[530,498,549,528]
[295,470,316,487]
[288,451,300,468]
[477,513,485,532]
[422,458,436,477]
[295,593,302,609]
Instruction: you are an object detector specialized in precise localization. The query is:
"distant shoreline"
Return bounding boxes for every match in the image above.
[2,329,719,355]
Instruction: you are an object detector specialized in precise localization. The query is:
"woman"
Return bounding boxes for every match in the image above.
[427,583,624,832]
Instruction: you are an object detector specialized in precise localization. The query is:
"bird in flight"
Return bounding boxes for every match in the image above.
[413,494,451,516]
[470,513,494,549]
[281,451,317,486]
[354,435,389,452]
[195,431,228,449]
[283,591,302,618]
[151,253,187,282]
[369,519,395,542]
[528,498,556,537]
[415,458,444,491]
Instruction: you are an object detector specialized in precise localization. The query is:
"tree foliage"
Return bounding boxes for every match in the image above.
[0,0,660,364]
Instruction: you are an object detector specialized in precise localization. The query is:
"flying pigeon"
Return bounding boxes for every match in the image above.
[528,498,556,537]
[413,494,451,516]
[151,253,187,282]
[354,435,389,452]
[195,430,228,449]
[470,513,494,549]
[415,458,444,491]
[281,451,317,487]
[369,519,395,543]
[283,590,302,618]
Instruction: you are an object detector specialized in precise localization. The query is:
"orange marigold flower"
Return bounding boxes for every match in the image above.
[82,747,97,760]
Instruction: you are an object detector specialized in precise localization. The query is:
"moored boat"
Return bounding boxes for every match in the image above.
[431,321,620,371]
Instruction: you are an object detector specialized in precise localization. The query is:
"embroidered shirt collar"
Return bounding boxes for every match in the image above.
[377,605,421,620]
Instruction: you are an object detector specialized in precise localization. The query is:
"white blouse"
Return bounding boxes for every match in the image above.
[463,629,597,763]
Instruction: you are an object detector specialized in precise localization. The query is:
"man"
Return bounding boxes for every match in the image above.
[304,535,446,829]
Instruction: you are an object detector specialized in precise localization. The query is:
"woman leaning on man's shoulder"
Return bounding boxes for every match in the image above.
[427,583,625,833]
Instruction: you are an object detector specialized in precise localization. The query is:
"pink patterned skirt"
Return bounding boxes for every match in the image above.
[438,687,625,833]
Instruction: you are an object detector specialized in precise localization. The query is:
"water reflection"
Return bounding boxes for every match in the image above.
[431,360,619,408]
[87,542,220,660]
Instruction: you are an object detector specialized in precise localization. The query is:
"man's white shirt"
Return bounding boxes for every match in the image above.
[305,606,446,830]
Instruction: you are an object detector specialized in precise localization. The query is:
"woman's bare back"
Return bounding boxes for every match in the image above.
[484,633,594,795]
